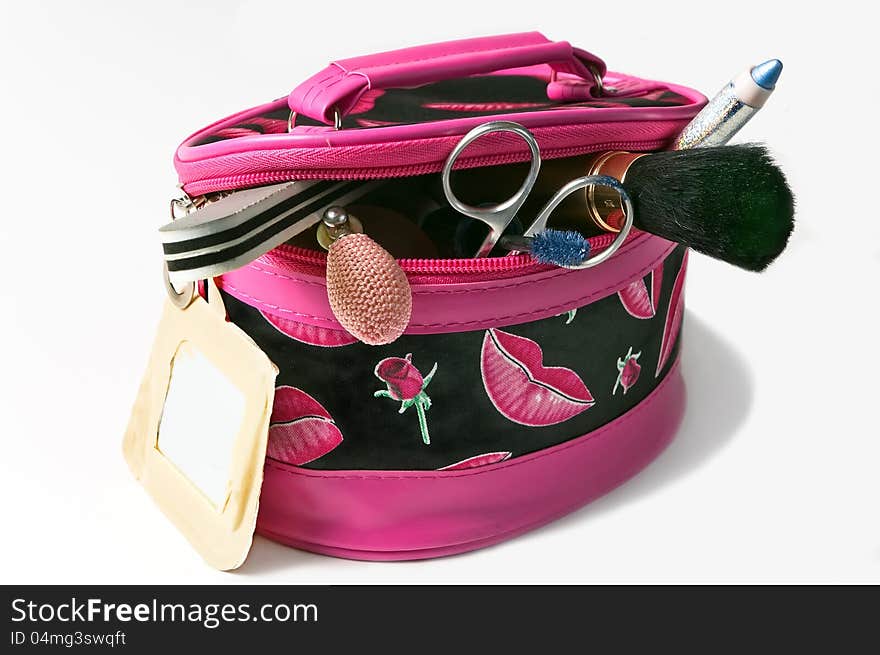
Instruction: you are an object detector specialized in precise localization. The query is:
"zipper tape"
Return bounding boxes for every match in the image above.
[162,131,671,286]
[161,178,640,286]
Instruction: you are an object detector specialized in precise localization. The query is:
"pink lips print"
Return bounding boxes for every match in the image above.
[355,118,401,128]
[481,329,594,427]
[267,386,343,465]
[438,451,512,471]
[421,101,547,112]
[656,250,689,377]
[617,263,664,319]
[261,311,357,347]
[348,89,385,115]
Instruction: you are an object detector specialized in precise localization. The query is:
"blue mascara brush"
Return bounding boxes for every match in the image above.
[501,230,591,268]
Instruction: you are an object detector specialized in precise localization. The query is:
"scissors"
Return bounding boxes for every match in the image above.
[441,120,634,269]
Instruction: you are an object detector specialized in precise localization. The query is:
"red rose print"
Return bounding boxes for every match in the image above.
[621,357,641,391]
[374,355,425,401]
[613,347,642,395]
[374,354,438,445]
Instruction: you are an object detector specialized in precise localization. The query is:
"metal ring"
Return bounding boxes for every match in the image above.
[163,262,196,309]
[524,174,633,269]
[549,65,605,97]
[287,106,343,132]
[587,64,604,97]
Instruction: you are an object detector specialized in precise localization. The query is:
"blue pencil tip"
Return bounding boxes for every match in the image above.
[751,59,783,90]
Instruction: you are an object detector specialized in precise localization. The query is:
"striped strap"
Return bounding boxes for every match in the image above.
[160,180,380,285]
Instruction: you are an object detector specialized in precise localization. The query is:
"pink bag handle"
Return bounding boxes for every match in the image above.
[288,32,607,126]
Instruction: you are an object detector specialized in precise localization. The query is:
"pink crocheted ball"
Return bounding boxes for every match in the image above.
[326,233,412,345]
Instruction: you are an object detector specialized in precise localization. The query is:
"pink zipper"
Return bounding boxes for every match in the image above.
[260,230,640,285]
[176,70,707,196]
[187,138,665,194]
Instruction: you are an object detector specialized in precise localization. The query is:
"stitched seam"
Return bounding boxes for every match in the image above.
[309,75,348,115]
[249,261,571,292]
[348,71,371,89]
[409,247,671,326]
[233,244,673,328]
[247,264,326,288]
[415,244,671,296]
[264,358,680,481]
[247,236,668,294]
[299,70,372,122]
[220,283,338,325]
[294,70,340,107]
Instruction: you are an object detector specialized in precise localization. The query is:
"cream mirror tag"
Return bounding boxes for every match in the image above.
[123,280,278,570]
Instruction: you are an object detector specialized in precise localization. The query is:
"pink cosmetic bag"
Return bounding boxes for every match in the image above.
[170,32,706,560]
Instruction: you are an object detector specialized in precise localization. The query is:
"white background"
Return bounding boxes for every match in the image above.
[1,1,877,584]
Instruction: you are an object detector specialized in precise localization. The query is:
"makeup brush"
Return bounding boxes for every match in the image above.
[488,144,794,271]
[614,144,794,271]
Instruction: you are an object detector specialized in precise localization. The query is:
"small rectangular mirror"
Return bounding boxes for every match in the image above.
[157,341,246,508]
[122,290,277,570]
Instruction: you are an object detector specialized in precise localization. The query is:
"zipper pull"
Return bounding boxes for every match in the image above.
[169,186,197,220]
[169,185,233,220]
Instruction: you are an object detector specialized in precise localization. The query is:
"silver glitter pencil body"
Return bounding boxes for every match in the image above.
[674,59,782,149]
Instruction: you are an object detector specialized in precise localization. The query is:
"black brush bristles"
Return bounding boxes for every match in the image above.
[626,144,795,271]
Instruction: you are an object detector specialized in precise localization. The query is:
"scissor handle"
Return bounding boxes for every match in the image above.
[441,121,541,258]
[524,174,635,269]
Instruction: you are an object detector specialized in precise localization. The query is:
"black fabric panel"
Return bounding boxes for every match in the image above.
[192,75,691,145]
[222,245,687,471]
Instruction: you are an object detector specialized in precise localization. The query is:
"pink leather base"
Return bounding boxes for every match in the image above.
[256,358,685,561]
